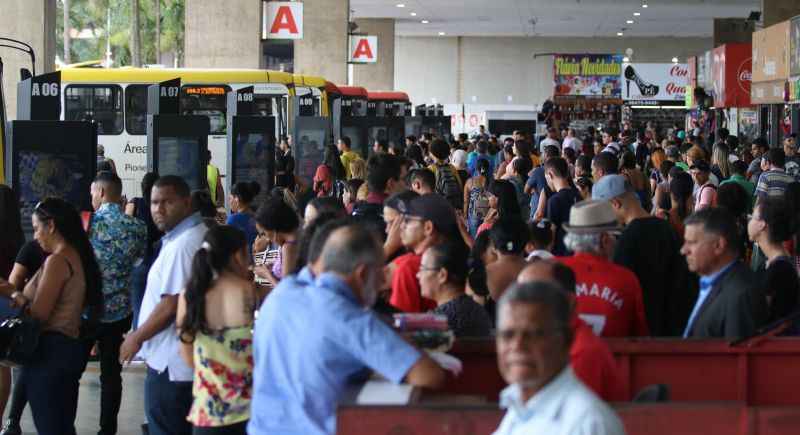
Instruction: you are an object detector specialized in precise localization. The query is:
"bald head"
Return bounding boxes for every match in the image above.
[319,224,383,274]
[517,260,576,294]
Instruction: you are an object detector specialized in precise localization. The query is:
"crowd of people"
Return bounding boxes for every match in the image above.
[1,122,799,435]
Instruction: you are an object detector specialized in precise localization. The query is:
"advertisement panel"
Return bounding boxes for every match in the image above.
[752,21,790,83]
[751,80,787,104]
[713,43,752,108]
[791,16,800,77]
[553,54,623,98]
[621,63,688,102]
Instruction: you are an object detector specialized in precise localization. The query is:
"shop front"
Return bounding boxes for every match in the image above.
[711,42,755,143]
[550,54,623,133]
[620,62,688,133]
[751,20,790,146]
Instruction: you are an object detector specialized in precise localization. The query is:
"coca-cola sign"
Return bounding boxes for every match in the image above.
[621,63,689,101]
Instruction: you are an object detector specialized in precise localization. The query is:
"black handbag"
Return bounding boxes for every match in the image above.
[0,305,41,366]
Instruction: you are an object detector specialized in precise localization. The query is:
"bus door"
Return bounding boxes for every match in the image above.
[180,84,230,180]
[254,82,290,141]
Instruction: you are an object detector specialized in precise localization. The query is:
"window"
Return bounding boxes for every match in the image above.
[64,85,123,135]
[180,85,231,135]
[125,84,149,135]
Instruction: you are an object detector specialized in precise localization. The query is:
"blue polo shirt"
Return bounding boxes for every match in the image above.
[248,272,422,435]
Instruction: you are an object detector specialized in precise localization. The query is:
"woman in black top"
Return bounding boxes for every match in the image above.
[417,241,491,337]
[748,198,800,322]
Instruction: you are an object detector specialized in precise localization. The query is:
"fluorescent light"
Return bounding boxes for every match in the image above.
[623,56,630,62]
[438,31,446,36]
[672,57,679,63]
[617,32,624,36]
[642,3,648,8]
[627,20,634,24]
[634,12,641,16]
[421,20,429,24]
[396,3,405,7]
[410,12,417,16]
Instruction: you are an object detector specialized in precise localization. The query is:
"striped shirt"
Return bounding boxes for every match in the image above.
[755,169,794,200]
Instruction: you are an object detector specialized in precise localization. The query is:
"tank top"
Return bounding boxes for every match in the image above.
[23,254,85,338]
[187,326,254,427]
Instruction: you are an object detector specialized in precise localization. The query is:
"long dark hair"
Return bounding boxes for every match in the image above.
[324,145,346,180]
[0,185,24,266]
[669,172,694,220]
[33,198,103,316]
[488,179,521,219]
[475,157,491,178]
[141,172,159,203]
[180,225,247,342]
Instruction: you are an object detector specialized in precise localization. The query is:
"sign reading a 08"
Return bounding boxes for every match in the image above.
[300,97,314,106]
[31,82,59,97]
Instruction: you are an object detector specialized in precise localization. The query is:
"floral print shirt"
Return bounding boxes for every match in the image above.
[89,202,147,322]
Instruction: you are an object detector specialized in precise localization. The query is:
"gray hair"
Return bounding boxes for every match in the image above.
[319,225,383,274]
[497,281,571,333]
[563,232,604,255]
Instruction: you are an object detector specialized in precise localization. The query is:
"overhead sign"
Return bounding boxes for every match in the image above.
[553,54,623,98]
[790,16,800,77]
[349,35,378,63]
[712,43,752,108]
[621,63,688,102]
[752,21,790,83]
[262,1,303,40]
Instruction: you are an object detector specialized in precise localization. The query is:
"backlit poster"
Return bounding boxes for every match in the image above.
[553,54,623,98]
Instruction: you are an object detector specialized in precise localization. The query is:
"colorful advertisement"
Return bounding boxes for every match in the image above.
[713,43,752,108]
[621,63,689,102]
[553,54,623,98]
[791,16,800,77]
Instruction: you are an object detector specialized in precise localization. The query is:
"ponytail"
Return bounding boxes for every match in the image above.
[179,225,247,343]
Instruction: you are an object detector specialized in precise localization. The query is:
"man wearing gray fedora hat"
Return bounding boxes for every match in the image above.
[558,200,650,338]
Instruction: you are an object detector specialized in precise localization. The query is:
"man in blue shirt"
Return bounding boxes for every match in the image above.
[680,208,767,338]
[249,224,445,435]
[88,171,147,435]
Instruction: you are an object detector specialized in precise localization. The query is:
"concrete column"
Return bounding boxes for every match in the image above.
[0,0,56,120]
[712,18,755,47]
[761,0,800,28]
[293,0,349,84]
[351,19,395,90]
[184,0,262,68]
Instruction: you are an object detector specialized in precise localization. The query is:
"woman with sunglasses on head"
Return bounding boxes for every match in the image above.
[9,197,103,435]
[177,226,255,435]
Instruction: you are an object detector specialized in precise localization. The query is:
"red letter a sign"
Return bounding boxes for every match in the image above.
[264,2,303,39]
[349,36,378,63]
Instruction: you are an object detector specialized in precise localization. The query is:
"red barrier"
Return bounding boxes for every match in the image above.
[337,403,800,435]
[444,338,800,405]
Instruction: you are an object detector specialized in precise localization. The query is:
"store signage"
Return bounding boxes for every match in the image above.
[789,77,800,102]
[621,63,688,101]
[349,35,378,63]
[262,1,303,40]
[752,21,790,83]
[451,112,487,134]
[553,54,623,98]
[751,80,787,104]
[791,16,800,77]
[712,43,751,108]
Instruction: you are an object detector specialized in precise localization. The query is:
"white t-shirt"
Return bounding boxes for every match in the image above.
[540,137,561,153]
[138,214,208,382]
[562,137,582,152]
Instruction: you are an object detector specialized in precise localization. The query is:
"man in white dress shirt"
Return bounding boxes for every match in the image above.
[119,175,209,435]
[492,281,626,435]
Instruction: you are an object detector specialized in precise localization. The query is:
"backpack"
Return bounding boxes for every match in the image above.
[467,185,490,225]
[434,164,463,210]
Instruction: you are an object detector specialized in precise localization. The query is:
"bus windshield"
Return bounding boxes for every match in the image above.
[180,85,230,135]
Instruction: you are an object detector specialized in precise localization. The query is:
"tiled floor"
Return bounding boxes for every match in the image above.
[7,363,147,435]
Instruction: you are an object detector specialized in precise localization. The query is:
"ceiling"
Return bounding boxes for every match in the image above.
[350,0,761,38]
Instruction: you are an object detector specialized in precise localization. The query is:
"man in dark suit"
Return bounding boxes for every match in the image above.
[680,208,767,338]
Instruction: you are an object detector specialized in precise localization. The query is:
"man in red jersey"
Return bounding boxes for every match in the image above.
[558,199,649,337]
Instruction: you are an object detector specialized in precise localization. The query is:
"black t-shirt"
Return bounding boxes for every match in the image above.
[433,294,492,338]
[15,240,46,276]
[761,256,800,322]
[546,187,582,256]
[613,216,697,336]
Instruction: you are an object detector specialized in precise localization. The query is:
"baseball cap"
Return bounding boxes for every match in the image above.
[676,130,686,140]
[592,174,632,200]
[689,159,710,172]
[401,194,457,234]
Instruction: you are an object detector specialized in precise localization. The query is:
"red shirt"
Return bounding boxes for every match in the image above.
[558,253,649,337]
[571,318,627,402]
[390,253,437,313]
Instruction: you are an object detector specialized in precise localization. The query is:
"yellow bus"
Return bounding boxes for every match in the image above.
[59,67,328,196]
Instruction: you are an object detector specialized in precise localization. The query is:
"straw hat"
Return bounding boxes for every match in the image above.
[562,200,623,234]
